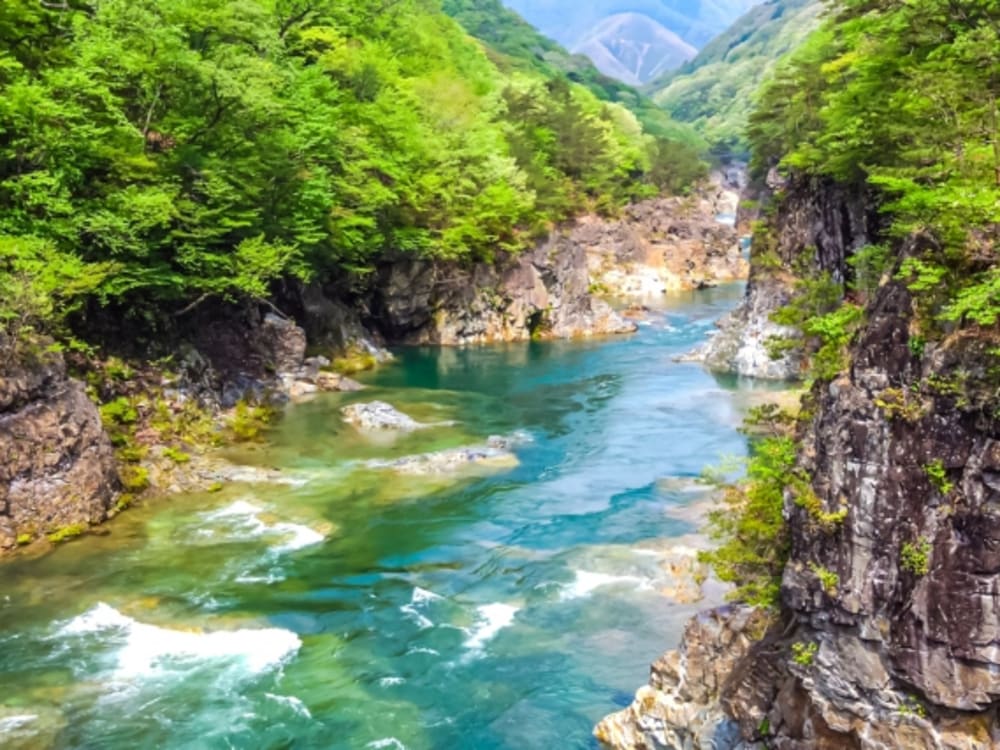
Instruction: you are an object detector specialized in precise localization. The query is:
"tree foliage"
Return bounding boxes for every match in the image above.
[748,0,1000,331]
[0,0,704,354]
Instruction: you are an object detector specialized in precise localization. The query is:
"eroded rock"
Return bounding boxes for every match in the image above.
[595,606,771,750]
[0,354,120,551]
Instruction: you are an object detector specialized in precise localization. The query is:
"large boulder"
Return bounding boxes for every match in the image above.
[0,354,119,550]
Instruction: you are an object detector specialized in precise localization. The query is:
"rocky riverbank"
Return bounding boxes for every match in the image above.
[1,190,743,556]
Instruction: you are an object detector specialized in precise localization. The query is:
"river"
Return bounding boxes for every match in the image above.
[0,284,780,750]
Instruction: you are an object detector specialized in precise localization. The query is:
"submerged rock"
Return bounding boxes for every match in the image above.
[365,444,518,475]
[341,401,424,431]
[0,704,68,750]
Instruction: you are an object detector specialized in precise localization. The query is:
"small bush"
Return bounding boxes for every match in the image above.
[901,538,932,576]
[809,563,840,595]
[924,460,953,495]
[119,465,150,493]
[791,641,818,666]
[229,400,276,442]
[162,447,191,464]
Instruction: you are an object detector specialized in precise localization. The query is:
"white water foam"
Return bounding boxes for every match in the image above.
[0,714,37,732]
[60,603,301,678]
[378,676,406,687]
[399,587,442,630]
[202,500,325,554]
[560,570,652,600]
[463,603,519,653]
[265,693,312,718]
[367,738,406,750]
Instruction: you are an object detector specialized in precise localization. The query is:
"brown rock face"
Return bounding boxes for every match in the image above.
[372,229,637,345]
[583,195,749,297]
[0,355,119,550]
[595,606,770,750]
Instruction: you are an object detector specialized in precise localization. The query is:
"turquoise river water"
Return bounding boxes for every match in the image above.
[0,285,780,750]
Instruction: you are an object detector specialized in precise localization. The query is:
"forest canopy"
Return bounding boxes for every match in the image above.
[0,0,704,350]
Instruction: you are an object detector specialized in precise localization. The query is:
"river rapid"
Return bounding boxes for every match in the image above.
[0,284,781,750]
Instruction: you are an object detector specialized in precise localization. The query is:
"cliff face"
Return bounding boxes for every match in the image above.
[600,181,1000,749]
[696,173,881,379]
[371,197,743,346]
[0,354,119,550]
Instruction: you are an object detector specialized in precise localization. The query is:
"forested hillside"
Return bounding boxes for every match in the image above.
[0,0,703,359]
[443,0,705,147]
[750,0,1000,319]
[648,0,821,154]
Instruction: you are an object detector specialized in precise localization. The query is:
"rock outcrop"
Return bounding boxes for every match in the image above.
[0,354,120,550]
[371,192,747,345]
[585,194,748,299]
[372,235,637,345]
[596,606,770,750]
[694,173,880,380]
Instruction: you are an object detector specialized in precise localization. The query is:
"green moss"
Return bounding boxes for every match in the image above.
[119,464,150,493]
[794,483,848,532]
[924,459,954,495]
[162,446,191,464]
[47,524,87,544]
[228,400,276,442]
[874,387,926,422]
[16,533,32,546]
[115,493,135,512]
[207,482,224,493]
[898,696,927,719]
[100,396,139,426]
[809,563,840,595]
[331,351,378,375]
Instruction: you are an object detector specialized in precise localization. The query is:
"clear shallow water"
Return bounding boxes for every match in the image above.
[0,285,783,750]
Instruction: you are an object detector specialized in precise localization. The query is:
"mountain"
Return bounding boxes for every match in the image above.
[442,0,707,148]
[501,0,760,82]
[573,13,697,86]
[647,0,823,152]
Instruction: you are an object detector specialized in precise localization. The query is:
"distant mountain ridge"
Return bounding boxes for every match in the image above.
[501,0,760,83]
[573,13,697,86]
[647,0,823,152]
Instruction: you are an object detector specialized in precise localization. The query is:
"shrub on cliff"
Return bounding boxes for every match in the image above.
[701,434,795,608]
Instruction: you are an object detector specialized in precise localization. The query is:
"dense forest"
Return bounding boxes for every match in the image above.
[0,0,705,359]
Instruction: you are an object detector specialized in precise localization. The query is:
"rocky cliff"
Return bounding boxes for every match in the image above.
[0,353,119,550]
[694,173,880,379]
[599,180,1000,748]
[370,194,743,345]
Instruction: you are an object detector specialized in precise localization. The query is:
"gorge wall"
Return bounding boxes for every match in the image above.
[598,179,1000,749]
